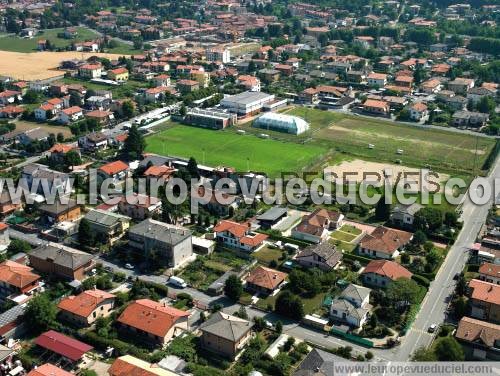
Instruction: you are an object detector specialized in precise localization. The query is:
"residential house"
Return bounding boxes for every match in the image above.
[245,266,287,295]
[39,199,81,224]
[361,260,413,288]
[237,75,261,92]
[330,284,372,328]
[0,191,22,217]
[128,218,193,269]
[421,78,442,94]
[409,102,428,122]
[478,263,500,285]
[362,99,390,116]
[452,111,489,128]
[84,209,131,243]
[58,289,115,327]
[214,220,268,252]
[390,203,423,229]
[358,226,413,259]
[199,311,253,359]
[29,243,93,281]
[0,106,23,119]
[0,260,42,304]
[455,316,500,360]
[152,74,171,87]
[86,110,115,126]
[258,68,281,83]
[176,79,199,94]
[109,355,181,376]
[27,363,74,376]
[78,132,108,151]
[79,64,102,79]
[48,143,80,164]
[468,279,500,324]
[448,78,475,94]
[118,193,161,220]
[144,165,176,183]
[17,128,49,145]
[145,86,174,103]
[0,91,21,106]
[467,87,495,105]
[57,106,84,124]
[98,160,129,184]
[367,73,387,87]
[108,68,129,82]
[21,163,70,194]
[295,348,347,376]
[296,242,342,271]
[117,299,189,346]
[292,208,344,244]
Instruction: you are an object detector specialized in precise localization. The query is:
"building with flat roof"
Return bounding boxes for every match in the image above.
[220,91,275,117]
[185,108,237,130]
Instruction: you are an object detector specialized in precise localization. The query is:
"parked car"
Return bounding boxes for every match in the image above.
[168,276,187,288]
[428,324,437,333]
[125,263,134,270]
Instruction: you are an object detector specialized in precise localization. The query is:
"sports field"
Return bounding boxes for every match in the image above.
[145,124,328,177]
[282,107,497,176]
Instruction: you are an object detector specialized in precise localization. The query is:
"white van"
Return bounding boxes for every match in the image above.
[168,276,187,288]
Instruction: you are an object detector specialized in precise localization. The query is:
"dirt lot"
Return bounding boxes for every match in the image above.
[324,159,449,193]
[0,51,128,80]
[14,120,73,138]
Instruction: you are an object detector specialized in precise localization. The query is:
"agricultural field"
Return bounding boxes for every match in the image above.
[145,123,328,177]
[0,51,128,80]
[13,120,73,138]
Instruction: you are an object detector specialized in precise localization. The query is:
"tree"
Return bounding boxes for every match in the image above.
[187,157,200,180]
[375,195,391,221]
[56,133,64,143]
[275,290,304,320]
[78,218,95,246]
[476,96,495,114]
[414,207,443,233]
[386,278,424,307]
[7,239,31,255]
[275,320,283,334]
[434,337,464,361]
[453,296,468,319]
[444,211,458,227]
[365,351,374,360]
[65,150,82,170]
[412,230,427,246]
[224,274,243,301]
[24,293,57,333]
[123,125,145,160]
[122,100,135,118]
[412,346,437,361]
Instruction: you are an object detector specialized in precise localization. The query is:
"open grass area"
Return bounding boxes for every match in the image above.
[14,120,73,138]
[283,107,496,177]
[330,230,357,243]
[0,27,100,52]
[256,290,328,315]
[252,246,283,266]
[339,224,362,235]
[145,123,329,177]
[62,77,148,99]
[330,237,357,253]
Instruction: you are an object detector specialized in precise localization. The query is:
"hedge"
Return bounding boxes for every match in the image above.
[82,331,151,361]
[412,274,431,288]
[341,252,372,265]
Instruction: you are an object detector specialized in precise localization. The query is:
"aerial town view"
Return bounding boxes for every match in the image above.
[0,0,497,375]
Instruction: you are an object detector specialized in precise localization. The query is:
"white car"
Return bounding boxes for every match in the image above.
[428,324,437,333]
[124,263,134,270]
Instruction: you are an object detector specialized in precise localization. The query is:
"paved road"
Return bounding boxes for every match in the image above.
[389,155,500,361]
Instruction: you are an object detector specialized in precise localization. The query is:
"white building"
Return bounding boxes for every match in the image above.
[330,284,372,328]
[253,112,309,135]
[206,47,231,64]
[220,91,275,117]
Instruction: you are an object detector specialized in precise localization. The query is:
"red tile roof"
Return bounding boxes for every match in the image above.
[62,106,82,115]
[144,165,176,179]
[27,363,74,376]
[479,263,500,279]
[117,299,189,338]
[359,226,412,255]
[48,143,77,154]
[469,279,500,305]
[99,160,129,176]
[214,220,268,246]
[246,266,287,291]
[456,316,500,347]
[35,330,93,361]
[0,260,40,290]
[58,289,115,318]
[363,99,389,110]
[362,260,413,280]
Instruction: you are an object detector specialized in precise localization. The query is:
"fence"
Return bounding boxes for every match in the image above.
[330,327,374,348]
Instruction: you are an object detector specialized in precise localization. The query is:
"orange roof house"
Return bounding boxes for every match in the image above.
[109,355,176,376]
[98,160,129,179]
[144,165,176,180]
[117,299,190,345]
[245,265,287,294]
[58,289,115,326]
[214,220,268,252]
[468,279,500,320]
[455,316,500,353]
[0,260,42,302]
[363,99,390,114]
[27,363,74,376]
[361,260,412,288]
[359,226,413,259]
[49,143,77,154]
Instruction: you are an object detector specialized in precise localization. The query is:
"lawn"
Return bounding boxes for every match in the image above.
[0,27,100,52]
[256,290,328,315]
[330,230,357,243]
[252,246,284,266]
[339,224,362,235]
[329,237,357,253]
[145,123,329,177]
[284,107,496,176]
[62,77,148,99]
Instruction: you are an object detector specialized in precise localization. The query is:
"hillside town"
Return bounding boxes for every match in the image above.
[0,0,496,375]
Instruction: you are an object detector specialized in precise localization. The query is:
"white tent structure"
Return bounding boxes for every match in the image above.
[253,112,310,135]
